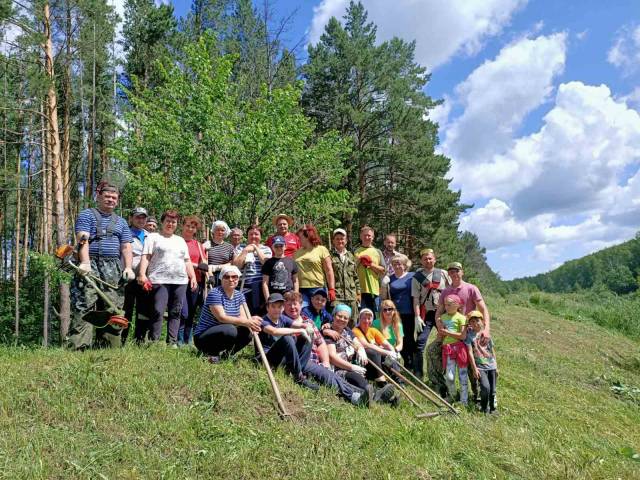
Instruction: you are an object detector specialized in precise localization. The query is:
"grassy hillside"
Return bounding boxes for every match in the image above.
[0,300,639,479]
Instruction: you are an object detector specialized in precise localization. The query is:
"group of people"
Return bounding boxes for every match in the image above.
[67,181,498,413]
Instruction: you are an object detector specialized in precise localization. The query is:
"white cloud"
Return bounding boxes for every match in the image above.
[460,199,527,249]
[443,33,566,169]
[454,82,640,219]
[607,23,640,75]
[427,95,452,131]
[308,0,527,70]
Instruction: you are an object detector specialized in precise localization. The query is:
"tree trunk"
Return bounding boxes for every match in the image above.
[21,140,32,278]
[87,20,97,192]
[42,103,51,347]
[44,1,71,341]
[14,135,21,341]
[62,0,72,232]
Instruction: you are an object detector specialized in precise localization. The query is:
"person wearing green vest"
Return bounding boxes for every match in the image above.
[329,228,360,326]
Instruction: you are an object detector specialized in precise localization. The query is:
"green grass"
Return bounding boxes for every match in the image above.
[0,300,639,479]
[508,290,640,339]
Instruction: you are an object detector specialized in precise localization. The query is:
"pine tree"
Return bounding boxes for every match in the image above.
[302,1,466,254]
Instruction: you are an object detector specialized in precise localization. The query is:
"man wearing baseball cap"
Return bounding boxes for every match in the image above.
[329,228,360,325]
[66,181,133,350]
[259,292,319,391]
[426,261,491,397]
[265,213,300,257]
[122,207,151,344]
[145,217,158,233]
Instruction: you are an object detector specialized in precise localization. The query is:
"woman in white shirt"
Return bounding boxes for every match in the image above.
[137,210,197,345]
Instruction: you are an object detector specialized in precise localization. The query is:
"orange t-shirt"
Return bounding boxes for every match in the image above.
[353,326,386,346]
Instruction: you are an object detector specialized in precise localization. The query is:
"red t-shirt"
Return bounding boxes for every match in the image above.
[186,239,204,283]
[266,232,300,258]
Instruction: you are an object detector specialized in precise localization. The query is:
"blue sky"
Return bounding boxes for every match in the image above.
[164,0,640,280]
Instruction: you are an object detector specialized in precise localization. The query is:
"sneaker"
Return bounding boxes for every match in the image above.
[373,384,396,404]
[296,377,320,392]
[350,388,370,407]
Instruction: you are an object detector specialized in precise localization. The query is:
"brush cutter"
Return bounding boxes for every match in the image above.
[55,244,129,331]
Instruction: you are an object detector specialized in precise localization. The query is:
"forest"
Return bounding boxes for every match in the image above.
[508,233,640,295]
[0,0,499,345]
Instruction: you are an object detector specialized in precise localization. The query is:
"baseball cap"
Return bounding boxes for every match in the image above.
[311,289,327,298]
[267,293,285,304]
[333,228,347,237]
[131,207,148,217]
[272,236,286,246]
[447,261,463,271]
[466,310,484,320]
[146,217,158,225]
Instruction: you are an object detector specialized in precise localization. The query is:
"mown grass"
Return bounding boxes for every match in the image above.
[0,300,639,479]
[508,290,640,340]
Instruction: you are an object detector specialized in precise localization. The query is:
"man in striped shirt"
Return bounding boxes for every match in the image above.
[66,181,133,350]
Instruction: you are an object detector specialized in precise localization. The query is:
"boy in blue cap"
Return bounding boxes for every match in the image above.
[260,292,319,391]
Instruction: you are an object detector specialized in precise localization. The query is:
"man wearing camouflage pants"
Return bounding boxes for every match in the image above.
[66,181,134,350]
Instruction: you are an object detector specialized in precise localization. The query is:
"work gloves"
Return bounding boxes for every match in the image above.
[299,329,312,344]
[414,315,425,341]
[328,288,336,302]
[351,365,367,376]
[122,268,135,282]
[78,262,92,276]
[356,347,368,365]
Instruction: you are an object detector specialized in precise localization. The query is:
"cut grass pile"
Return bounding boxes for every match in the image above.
[0,300,639,479]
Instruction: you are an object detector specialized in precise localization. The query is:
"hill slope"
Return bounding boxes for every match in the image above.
[0,301,639,479]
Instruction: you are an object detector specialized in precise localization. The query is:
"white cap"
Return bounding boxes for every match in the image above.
[219,264,242,280]
[333,228,347,237]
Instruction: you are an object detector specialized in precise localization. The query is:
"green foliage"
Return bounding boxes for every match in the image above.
[122,0,177,90]
[302,1,466,253]
[0,253,70,344]
[114,34,352,227]
[508,233,640,295]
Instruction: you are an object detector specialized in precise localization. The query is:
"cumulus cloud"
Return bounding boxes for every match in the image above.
[308,0,527,70]
[454,82,640,219]
[443,33,567,168]
[459,199,527,249]
[607,23,640,75]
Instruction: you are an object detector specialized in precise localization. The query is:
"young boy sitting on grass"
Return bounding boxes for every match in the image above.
[439,294,469,406]
[301,289,333,330]
[466,310,498,414]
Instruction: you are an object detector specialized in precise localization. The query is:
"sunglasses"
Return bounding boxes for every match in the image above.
[382,307,395,312]
[223,275,239,280]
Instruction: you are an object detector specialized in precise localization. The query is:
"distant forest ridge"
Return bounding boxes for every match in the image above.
[507,234,640,294]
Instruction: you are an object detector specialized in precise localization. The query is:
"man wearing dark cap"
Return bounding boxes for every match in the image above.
[265,213,300,257]
[427,261,491,396]
[145,217,158,233]
[66,182,133,350]
[122,207,150,344]
[259,293,319,390]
